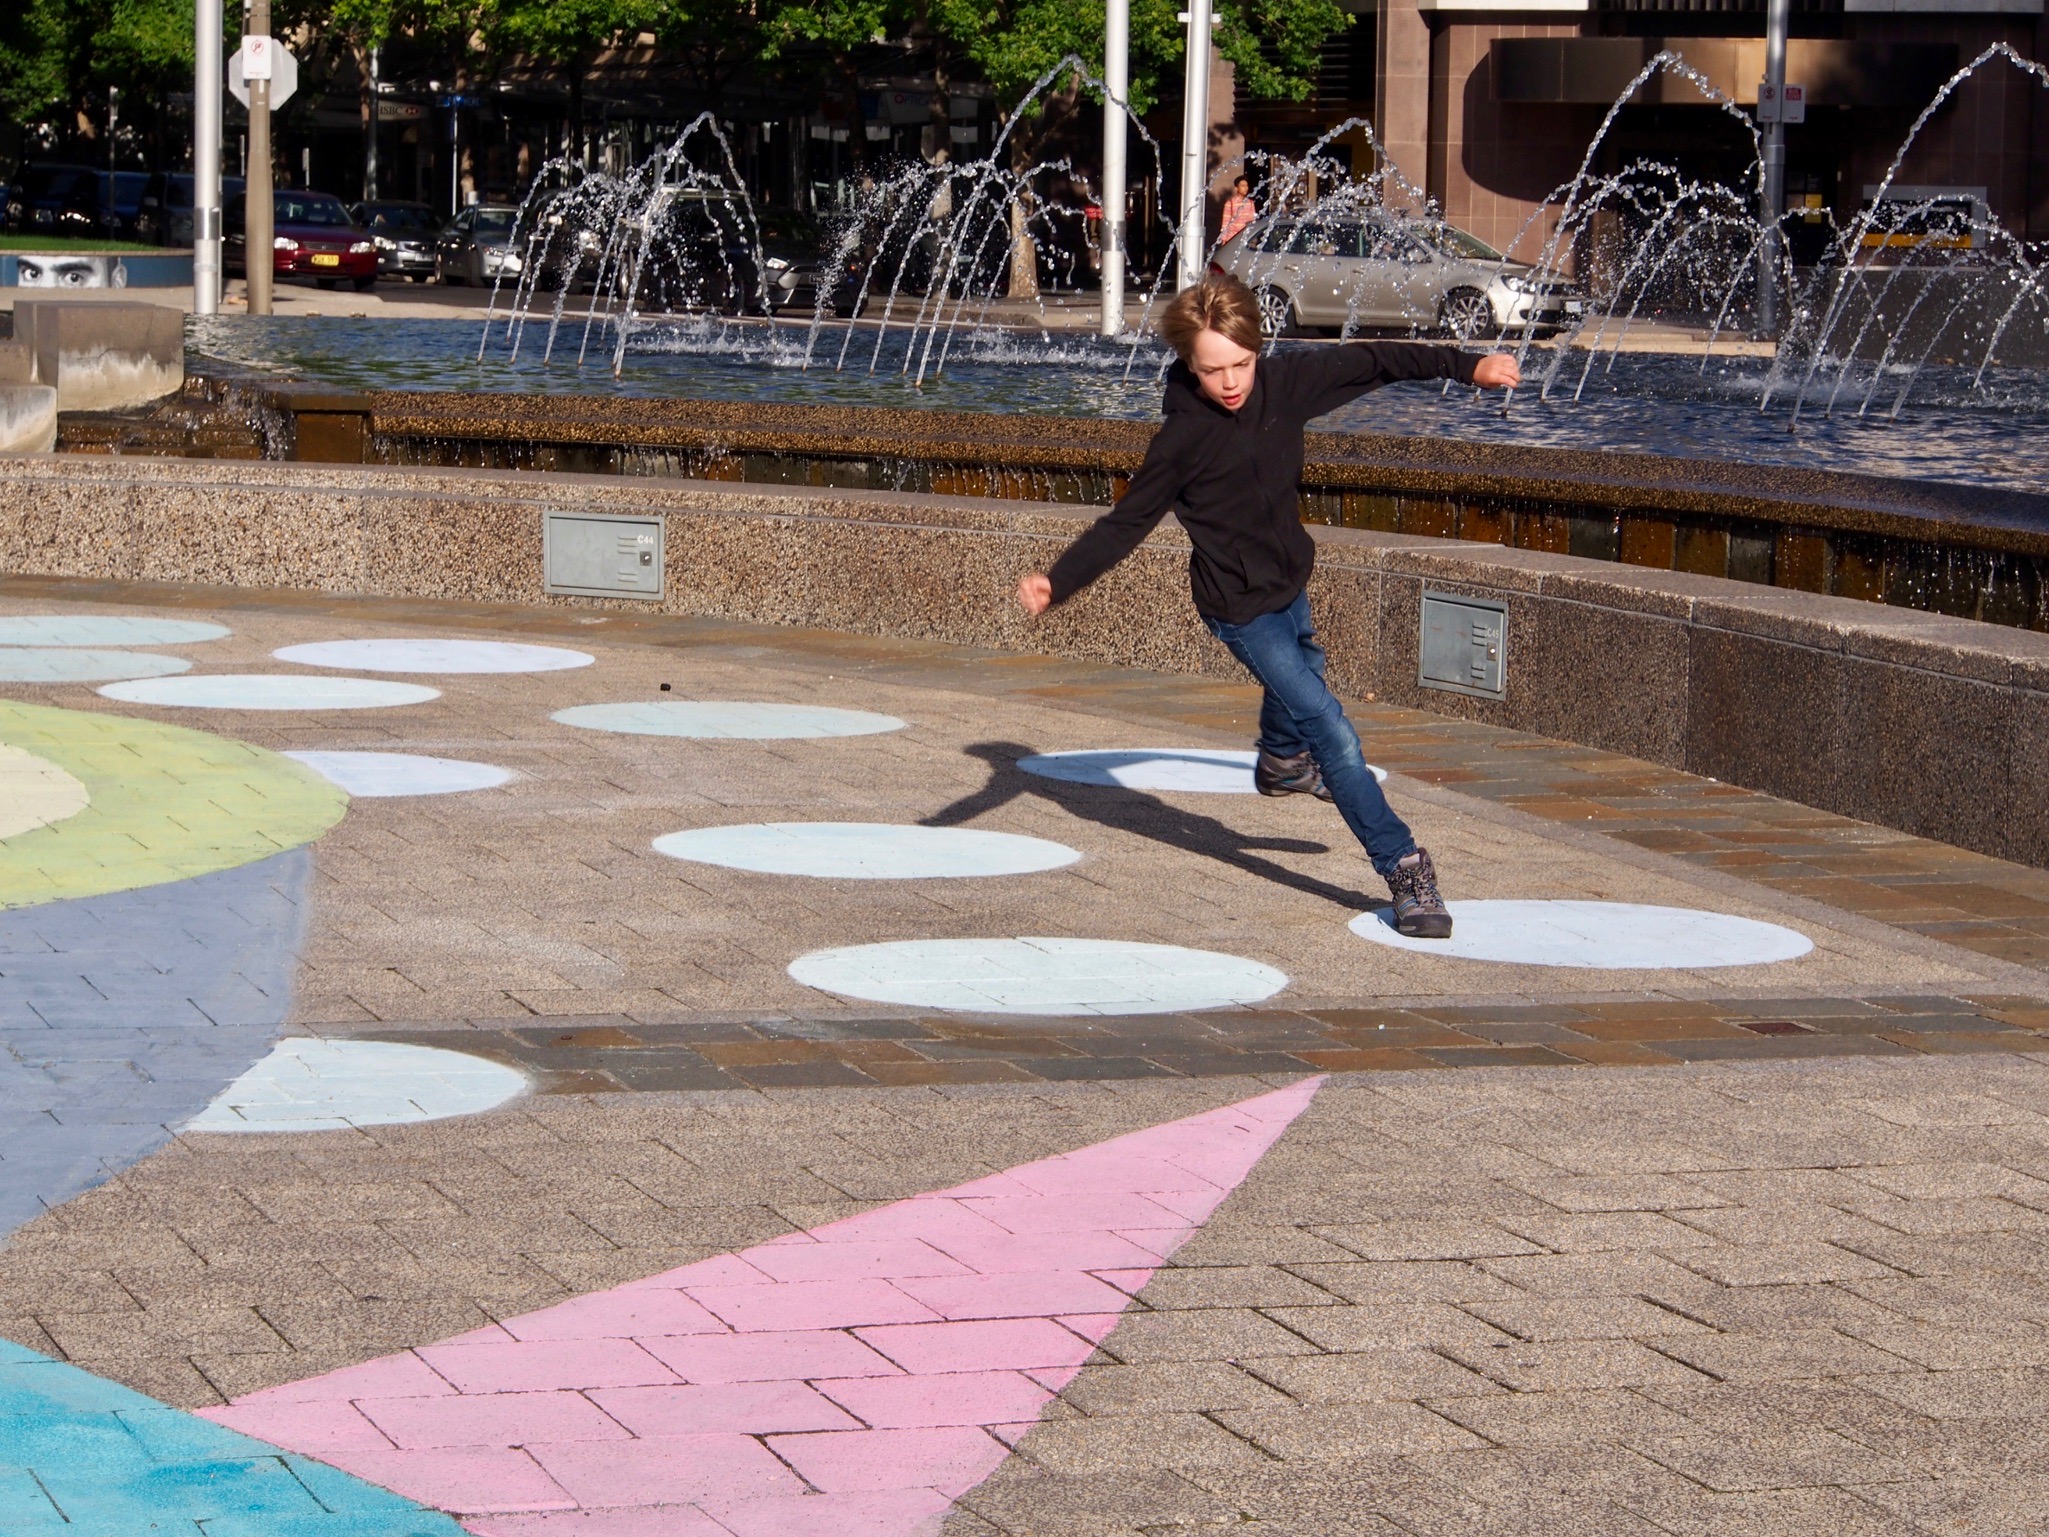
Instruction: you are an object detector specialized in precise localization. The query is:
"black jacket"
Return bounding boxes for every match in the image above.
[1045,341,1480,625]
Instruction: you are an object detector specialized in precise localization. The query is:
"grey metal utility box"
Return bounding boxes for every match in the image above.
[543,511,664,600]
[1419,590,1508,699]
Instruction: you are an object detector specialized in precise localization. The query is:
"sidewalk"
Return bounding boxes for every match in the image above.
[1,577,2045,1535]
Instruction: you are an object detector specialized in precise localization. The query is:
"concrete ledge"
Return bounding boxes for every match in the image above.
[13,302,182,411]
[2,454,2043,866]
[0,387,57,455]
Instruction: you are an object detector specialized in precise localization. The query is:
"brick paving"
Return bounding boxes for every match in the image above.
[4,578,2049,1534]
[359,992,2049,1092]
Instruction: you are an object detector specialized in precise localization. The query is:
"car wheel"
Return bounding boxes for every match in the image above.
[1438,288,1495,342]
[1254,286,1300,339]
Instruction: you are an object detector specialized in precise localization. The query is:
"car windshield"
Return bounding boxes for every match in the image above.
[1427,226,1504,262]
[1284,222,1360,257]
[277,194,351,226]
[364,205,435,232]
[473,209,517,235]
[754,209,819,246]
[26,167,95,199]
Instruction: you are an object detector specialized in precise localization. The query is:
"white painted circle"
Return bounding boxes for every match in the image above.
[654,823,1080,880]
[1348,899,1815,969]
[1018,748,1386,793]
[274,638,594,674]
[284,751,517,798]
[0,648,192,683]
[0,615,229,647]
[788,936,1288,1016]
[0,745,89,840]
[554,701,906,740]
[185,1038,528,1133]
[98,675,441,711]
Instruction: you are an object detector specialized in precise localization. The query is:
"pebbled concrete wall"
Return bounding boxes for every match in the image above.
[2,454,2044,867]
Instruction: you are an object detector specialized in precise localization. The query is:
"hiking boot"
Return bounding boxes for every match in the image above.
[1255,748,1333,802]
[1386,847,1453,938]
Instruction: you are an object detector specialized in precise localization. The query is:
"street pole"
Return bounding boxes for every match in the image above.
[193,0,222,314]
[366,46,380,201]
[1757,0,1789,336]
[1176,0,1212,290]
[246,0,274,315]
[1100,0,1129,336]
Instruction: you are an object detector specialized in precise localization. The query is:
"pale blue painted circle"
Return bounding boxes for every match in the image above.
[284,751,516,798]
[184,1038,529,1132]
[274,638,595,674]
[98,674,441,711]
[1018,747,1387,793]
[788,936,1288,1016]
[0,615,229,647]
[0,648,193,683]
[654,822,1080,880]
[1348,899,1815,969]
[554,700,906,740]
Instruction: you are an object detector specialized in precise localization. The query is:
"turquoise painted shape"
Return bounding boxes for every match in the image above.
[0,1341,465,1537]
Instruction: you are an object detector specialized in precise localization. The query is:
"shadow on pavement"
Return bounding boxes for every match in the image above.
[923,741,1381,912]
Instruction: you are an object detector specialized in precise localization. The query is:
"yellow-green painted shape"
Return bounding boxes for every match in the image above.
[0,700,347,909]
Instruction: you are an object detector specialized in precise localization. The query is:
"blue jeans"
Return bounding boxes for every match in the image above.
[1203,591,1417,877]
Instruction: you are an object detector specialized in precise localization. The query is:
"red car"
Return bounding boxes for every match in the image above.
[226,190,378,290]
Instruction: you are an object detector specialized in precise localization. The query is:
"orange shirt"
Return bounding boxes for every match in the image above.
[1220,194,1256,244]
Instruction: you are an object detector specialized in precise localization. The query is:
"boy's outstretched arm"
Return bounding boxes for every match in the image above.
[1471,353,1520,389]
[1016,415,1199,615]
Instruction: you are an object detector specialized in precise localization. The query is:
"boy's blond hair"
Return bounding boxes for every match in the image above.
[1157,273,1263,363]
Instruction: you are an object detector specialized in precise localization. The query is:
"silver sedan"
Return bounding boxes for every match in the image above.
[1215,216,1584,339]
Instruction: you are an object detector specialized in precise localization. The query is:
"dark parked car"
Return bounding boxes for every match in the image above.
[4,164,107,237]
[226,190,377,289]
[97,171,150,240]
[349,200,440,280]
[136,172,245,246]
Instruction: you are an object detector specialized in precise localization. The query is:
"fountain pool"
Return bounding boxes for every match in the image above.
[187,314,2049,495]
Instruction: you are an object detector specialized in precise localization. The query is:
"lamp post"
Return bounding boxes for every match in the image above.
[1100,0,1129,335]
[366,46,380,201]
[245,0,274,315]
[1176,0,1213,290]
[1757,0,1790,336]
[193,0,222,314]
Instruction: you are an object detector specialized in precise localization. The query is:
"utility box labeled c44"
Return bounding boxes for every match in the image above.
[544,511,664,600]
[1419,590,1507,699]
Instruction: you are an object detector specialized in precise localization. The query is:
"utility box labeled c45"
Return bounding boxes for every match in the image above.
[1419,590,1507,699]
[544,511,664,600]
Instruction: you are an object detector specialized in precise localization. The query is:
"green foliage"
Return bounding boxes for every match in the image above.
[1219,0,1348,104]
[486,0,640,66]
[926,0,1347,115]
[0,1,68,124]
[97,0,196,89]
[761,0,894,59]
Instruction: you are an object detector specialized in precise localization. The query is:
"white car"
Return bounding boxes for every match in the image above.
[1216,214,1585,339]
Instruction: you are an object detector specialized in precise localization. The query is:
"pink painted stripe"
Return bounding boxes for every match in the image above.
[199,1077,1323,1535]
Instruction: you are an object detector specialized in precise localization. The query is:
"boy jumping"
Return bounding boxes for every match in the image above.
[1017,273,1520,937]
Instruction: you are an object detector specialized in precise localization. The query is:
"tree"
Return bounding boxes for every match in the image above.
[0,2,70,131]
[486,0,641,166]
[760,0,895,170]
[921,0,1346,293]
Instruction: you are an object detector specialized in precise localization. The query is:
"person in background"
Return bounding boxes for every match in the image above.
[1014,273,1521,937]
[1219,175,1258,245]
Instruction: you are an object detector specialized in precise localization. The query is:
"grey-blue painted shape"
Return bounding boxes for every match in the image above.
[0,850,310,1240]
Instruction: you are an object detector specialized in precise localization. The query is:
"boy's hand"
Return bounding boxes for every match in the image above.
[1017,573,1053,615]
[1472,353,1521,390]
